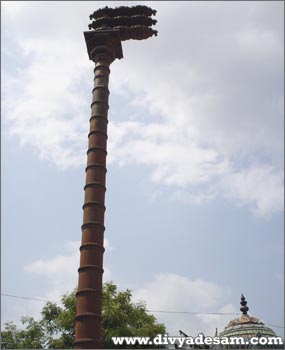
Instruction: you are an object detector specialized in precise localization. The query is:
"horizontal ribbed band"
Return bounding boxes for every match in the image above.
[76,288,103,297]
[88,129,108,138]
[74,338,101,346]
[85,163,107,173]
[80,243,105,252]
[92,85,110,94]
[75,312,102,321]
[87,146,107,155]
[93,61,110,71]
[94,63,110,72]
[81,221,105,230]
[89,113,107,121]
[78,264,104,273]
[90,100,109,108]
[82,201,106,210]
[94,74,109,81]
[84,182,106,191]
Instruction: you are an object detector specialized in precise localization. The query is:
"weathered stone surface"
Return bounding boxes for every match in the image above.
[88,5,157,41]
[75,6,157,349]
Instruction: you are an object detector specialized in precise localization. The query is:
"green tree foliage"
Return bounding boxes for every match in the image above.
[102,282,165,348]
[1,318,44,349]
[1,282,165,349]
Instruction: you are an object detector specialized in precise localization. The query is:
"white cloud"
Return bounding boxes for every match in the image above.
[3,35,90,168]
[133,274,238,336]
[196,303,238,335]
[109,121,283,216]
[1,1,26,15]
[235,28,282,56]
[1,297,44,328]
[2,1,283,217]
[2,239,112,327]
[24,239,112,302]
[222,165,284,218]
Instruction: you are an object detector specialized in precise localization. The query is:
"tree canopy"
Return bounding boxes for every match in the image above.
[1,282,166,349]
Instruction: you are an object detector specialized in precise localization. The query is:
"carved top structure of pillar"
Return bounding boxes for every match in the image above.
[84,30,123,62]
[84,4,157,63]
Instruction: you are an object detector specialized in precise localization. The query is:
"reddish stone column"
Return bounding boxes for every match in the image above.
[75,31,122,349]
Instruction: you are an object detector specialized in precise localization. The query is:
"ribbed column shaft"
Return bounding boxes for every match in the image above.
[75,53,112,349]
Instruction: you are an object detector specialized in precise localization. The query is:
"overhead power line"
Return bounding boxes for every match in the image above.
[149,309,239,316]
[1,292,284,329]
[0,293,238,315]
[1,293,59,304]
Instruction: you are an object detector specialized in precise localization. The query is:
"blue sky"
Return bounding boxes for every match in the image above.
[1,1,284,337]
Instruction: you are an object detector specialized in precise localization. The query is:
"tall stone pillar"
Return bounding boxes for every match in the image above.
[75,6,157,347]
[75,31,123,349]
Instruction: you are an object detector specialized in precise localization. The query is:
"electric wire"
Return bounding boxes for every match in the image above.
[1,292,284,329]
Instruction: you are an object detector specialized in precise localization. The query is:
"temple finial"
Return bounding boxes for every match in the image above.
[240,293,249,315]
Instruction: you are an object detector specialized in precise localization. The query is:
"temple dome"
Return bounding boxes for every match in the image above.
[220,314,276,339]
[219,294,277,348]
